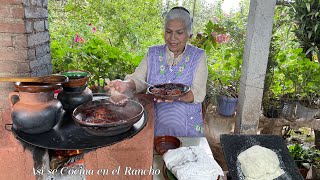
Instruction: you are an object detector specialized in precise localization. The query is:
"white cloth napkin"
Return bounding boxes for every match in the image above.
[163,146,224,180]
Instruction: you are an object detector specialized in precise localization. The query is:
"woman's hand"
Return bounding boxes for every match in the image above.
[153,98,174,103]
[153,91,194,103]
[105,79,135,94]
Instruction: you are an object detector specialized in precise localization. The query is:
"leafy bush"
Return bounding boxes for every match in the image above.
[288,144,320,169]
[50,22,141,90]
[289,0,320,61]
[191,1,248,103]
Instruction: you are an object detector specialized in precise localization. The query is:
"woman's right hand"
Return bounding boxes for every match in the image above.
[105,79,135,94]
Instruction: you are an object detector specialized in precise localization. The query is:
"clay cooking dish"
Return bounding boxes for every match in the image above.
[154,136,181,156]
[72,99,144,136]
[147,83,190,100]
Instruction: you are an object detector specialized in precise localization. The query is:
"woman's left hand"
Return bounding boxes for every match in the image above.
[153,98,176,103]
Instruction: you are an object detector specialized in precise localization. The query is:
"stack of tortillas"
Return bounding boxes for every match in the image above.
[237,145,285,180]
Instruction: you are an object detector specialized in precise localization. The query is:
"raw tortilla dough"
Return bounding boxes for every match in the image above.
[237,145,285,180]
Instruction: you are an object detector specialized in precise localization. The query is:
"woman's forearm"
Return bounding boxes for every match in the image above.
[124,79,137,93]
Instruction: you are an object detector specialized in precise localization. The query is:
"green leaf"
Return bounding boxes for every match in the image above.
[314,23,319,33]
[305,46,314,55]
[306,3,311,12]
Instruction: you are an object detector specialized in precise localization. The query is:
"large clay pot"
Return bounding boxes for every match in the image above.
[9,82,63,134]
[58,70,93,112]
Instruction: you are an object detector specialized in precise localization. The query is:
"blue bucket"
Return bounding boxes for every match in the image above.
[217,95,238,116]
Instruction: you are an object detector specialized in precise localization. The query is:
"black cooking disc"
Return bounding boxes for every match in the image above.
[11,110,148,150]
[220,134,303,180]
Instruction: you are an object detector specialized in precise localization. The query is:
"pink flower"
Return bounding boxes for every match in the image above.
[75,34,80,43]
[92,27,96,33]
[75,34,85,43]
[215,34,230,44]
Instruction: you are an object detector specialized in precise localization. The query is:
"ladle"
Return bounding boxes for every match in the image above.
[0,75,69,84]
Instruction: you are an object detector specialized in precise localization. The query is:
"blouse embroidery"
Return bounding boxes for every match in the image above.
[158,48,190,77]
[159,52,165,75]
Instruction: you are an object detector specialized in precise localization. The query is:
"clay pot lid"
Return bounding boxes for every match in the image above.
[14,82,61,93]
[61,70,90,87]
[154,136,181,156]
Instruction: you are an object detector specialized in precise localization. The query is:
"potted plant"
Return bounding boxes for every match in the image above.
[312,156,320,179]
[215,84,239,117]
[191,12,246,116]
[207,50,241,117]
[272,48,303,118]
[295,58,320,120]
[286,0,320,119]
[288,144,312,178]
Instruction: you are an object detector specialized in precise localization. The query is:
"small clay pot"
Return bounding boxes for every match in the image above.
[58,70,93,112]
[60,70,90,88]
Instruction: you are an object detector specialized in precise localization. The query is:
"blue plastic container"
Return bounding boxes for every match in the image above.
[217,95,238,116]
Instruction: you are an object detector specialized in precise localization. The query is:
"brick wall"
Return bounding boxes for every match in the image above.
[0,0,52,179]
[0,0,52,118]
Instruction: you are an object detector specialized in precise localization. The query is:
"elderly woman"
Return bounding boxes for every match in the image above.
[107,7,208,137]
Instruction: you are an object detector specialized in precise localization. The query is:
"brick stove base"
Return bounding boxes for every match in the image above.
[0,94,155,180]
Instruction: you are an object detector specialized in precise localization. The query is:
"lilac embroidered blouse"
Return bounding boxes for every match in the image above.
[125,44,208,137]
[125,44,208,103]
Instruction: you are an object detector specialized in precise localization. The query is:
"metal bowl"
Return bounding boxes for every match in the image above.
[147,83,190,100]
[72,99,144,136]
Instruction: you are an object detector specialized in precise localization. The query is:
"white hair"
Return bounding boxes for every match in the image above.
[164,7,193,36]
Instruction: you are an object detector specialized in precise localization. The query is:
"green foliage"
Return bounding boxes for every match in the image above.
[263,3,320,110]
[274,47,320,107]
[263,5,297,110]
[289,0,320,61]
[49,0,163,90]
[288,144,320,169]
[59,0,164,54]
[191,0,249,101]
[50,21,139,88]
[79,37,138,86]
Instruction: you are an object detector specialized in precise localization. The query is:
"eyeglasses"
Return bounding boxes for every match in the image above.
[171,6,190,14]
